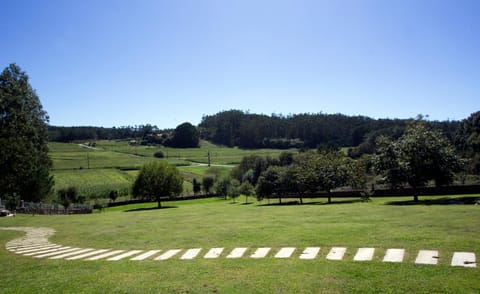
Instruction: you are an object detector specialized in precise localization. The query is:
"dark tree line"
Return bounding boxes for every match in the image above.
[198,110,461,150]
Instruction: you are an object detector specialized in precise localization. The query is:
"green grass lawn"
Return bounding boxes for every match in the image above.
[1,196,479,293]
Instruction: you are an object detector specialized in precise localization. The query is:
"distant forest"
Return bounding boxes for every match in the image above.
[49,110,476,153]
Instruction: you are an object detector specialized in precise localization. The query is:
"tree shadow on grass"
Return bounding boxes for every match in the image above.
[257,199,366,207]
[385,196,479,206]
[123,206,178,212]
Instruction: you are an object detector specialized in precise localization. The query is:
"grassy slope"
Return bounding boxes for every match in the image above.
[1,197,479,293]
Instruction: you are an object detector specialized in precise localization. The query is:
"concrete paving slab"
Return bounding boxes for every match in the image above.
[34,247,82,258]
[85,250,126,261]
[24,246,71,256]
[275,247,296,258]
[130,250,161,261]
[226,247,247,259]
[383,249,405,263]
[415,250,438,265]
[251,247,271,258]
[15,245,61,254]
[326,247,347,261]
[50,248,95,260]
[108,250,143,261]
[155,249,182,260]
[67,249,111,260]
[8,243,52,251]
[354,248,375,261]
[204,248,224,259]
[180,248,202,260]
[299,247,320,260]
[451,252,476,268]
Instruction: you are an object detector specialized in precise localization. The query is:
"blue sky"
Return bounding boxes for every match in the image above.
[1,0,479,128]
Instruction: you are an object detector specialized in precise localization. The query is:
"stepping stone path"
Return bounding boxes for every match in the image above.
[0,227,477,268]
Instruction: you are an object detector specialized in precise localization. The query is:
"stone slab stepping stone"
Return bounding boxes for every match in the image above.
[226,247,248,259]
[326,247,347,261]
[24,246,71,256]
[354,248,375,261]
[15,245,61,254]
[180,248,202,260]
[451,252,476,268]
[299,247,320,260]
[383,249,405,263]
[415,250,439,265]
[251,247,271,258]
[9,243,53,251]
[131,250,162,261]
[275,247,296,258]
[50,248,95,260]
[108,250,143,261]
[34,247,83,258]
[67,249,111,260]
[155,249,182,261]
[86,250,126,261]
[204,248,224,259]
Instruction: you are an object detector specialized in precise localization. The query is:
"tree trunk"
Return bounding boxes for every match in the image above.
[157,197,162,208]
[413,187,419,202]
[327,192,332,204]
[278,195,282,204]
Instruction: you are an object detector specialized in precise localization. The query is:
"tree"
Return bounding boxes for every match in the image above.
[132,161,183,208]
[239,181,255,204]
[192,178,201,195]
[170,122,199,148]
[215,176,231,199]
[109,190,119,202]
[202,175,215,195]
[255,166,285,203]
[0,64,53,203]
[374,123,463,202]
[57,186,79,211]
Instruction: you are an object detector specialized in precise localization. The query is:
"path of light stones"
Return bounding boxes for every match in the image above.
[1,227,476,268]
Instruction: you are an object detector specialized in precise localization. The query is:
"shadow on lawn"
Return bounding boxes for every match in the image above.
[123,206,178,212]
[385,196,480,206]
[257,199,366,207]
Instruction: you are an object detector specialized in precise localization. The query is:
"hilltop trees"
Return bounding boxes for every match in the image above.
[132,161,183,208]
[0,64,53,204]
[170,122,199,148]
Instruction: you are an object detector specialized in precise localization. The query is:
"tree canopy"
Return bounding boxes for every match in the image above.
[374,123,463,201]
[132,161,183,208]
[170,122,199,148]
[0,64,53,203]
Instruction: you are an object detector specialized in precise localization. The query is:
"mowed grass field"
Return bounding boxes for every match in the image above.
[49,141,290,199]
[1,197,479,293]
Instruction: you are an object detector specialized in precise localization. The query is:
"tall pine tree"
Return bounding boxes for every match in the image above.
[0,64,53,204]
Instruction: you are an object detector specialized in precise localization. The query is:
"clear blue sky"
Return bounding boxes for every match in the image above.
[1,0,479,128]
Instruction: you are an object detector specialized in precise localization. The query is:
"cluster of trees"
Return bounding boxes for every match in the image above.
[198,110,460,150]
[49,122,200,148]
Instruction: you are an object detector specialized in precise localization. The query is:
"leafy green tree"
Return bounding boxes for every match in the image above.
[0,64,53,203]
[132,161,183,208]
[215,176,231,199]
[239,181,255,204]
[228,179,241,203]
[202,175,215,195]
[192,178,201,195]
[109,190,118,202]
[255,166,285,203]
[374,123,463,202]
[171,122,199,148]
[57,186,79,210]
